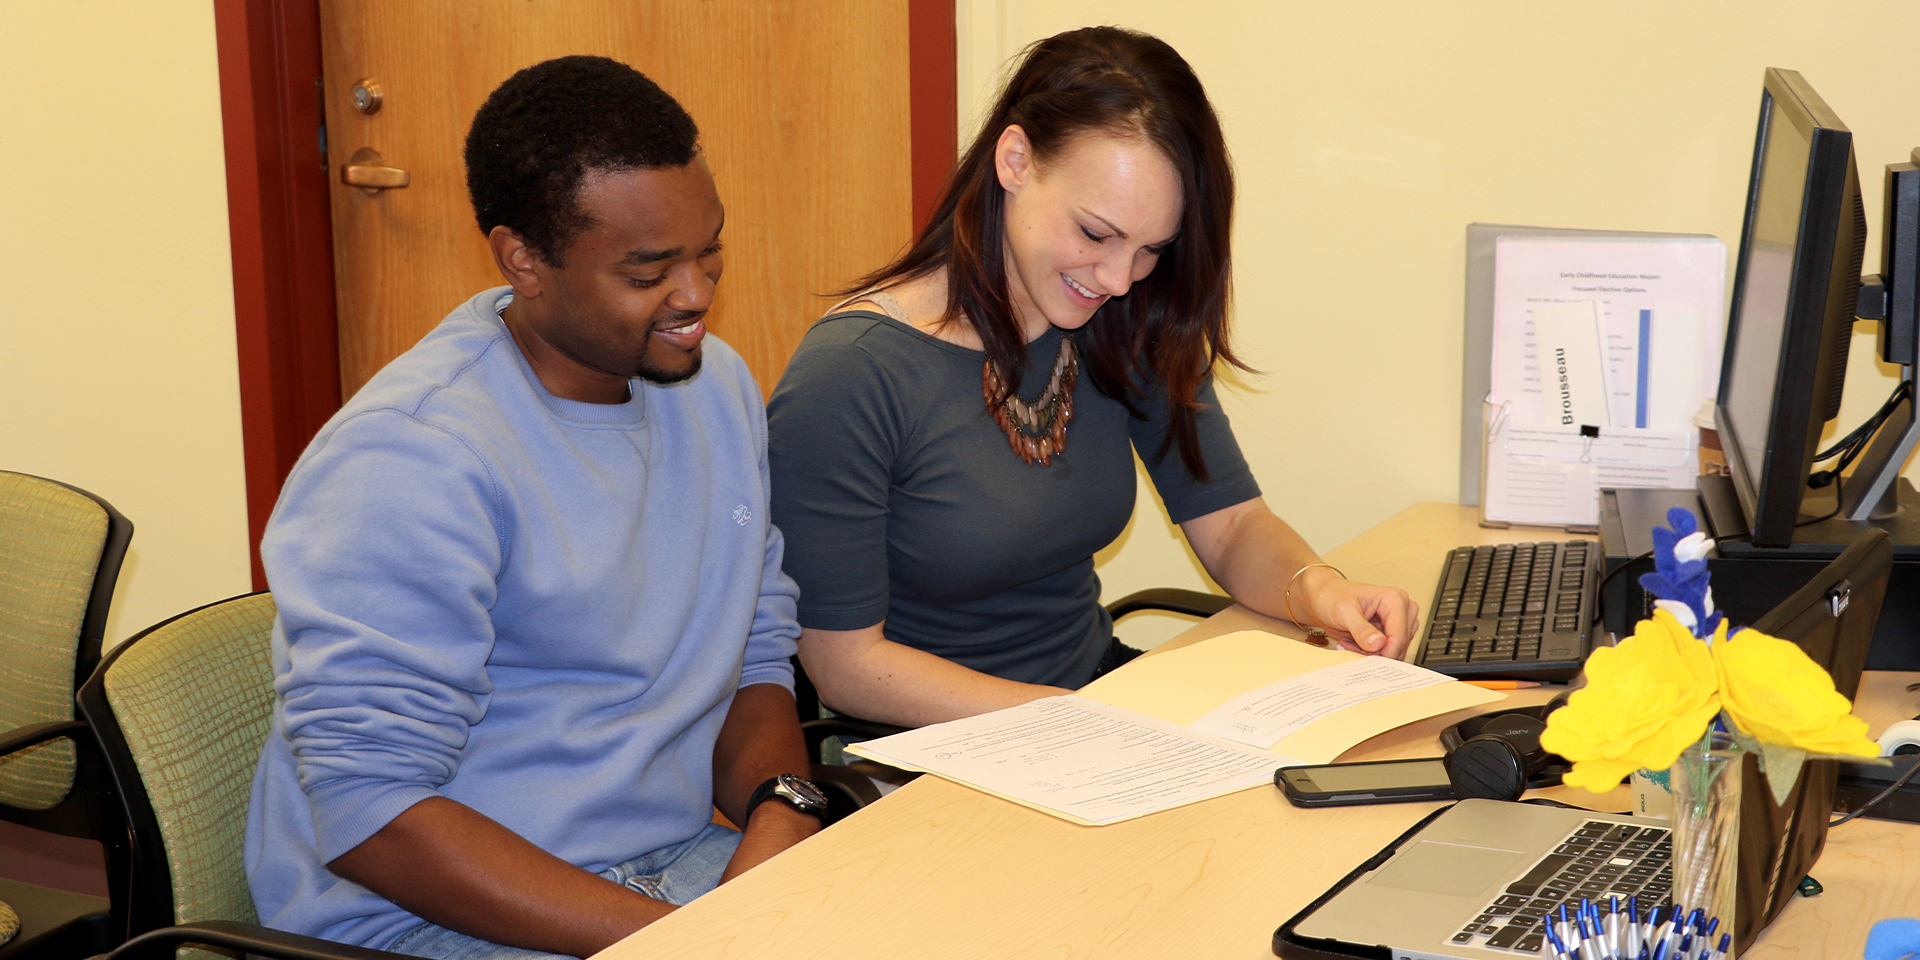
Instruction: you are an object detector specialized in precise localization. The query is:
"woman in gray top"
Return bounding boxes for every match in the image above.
[767,26,1417,727]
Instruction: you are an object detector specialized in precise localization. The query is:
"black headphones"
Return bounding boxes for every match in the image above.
[1440,700,1574,802]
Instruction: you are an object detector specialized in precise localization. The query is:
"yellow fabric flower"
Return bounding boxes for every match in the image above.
[1541,610,1722,792]
[1712,628,1880,758]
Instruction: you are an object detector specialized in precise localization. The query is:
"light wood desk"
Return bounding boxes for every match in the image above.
[600,502,1920,960]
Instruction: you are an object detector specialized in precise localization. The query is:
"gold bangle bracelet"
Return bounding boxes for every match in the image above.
[1283,562,1346,647]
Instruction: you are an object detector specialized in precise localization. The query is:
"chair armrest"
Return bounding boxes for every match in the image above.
[810,761,883,823]
[107,919,414,960]
[1106,588,1233,621]
[0,720,87,758]
[801,716,907,758]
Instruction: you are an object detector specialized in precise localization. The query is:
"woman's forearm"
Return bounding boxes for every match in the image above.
[797,624,1070,727]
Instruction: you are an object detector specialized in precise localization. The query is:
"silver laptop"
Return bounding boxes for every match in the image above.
[1277,799,1665,959]
[1276,526,1894,960]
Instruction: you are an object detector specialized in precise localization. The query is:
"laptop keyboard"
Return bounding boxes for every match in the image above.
[1449,819,1672,952]
[1415,541,1599,682]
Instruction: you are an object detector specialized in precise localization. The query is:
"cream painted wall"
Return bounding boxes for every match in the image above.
[0,2,253,645]
[959,0,1920,647]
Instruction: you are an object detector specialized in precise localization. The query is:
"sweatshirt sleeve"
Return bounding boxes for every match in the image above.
[261,409,507,863]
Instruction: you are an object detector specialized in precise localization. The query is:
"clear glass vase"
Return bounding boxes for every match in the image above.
[1668,726,1742,951]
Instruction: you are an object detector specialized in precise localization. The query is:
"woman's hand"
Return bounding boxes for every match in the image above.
[1181,498,1420,660]
[1293,565,1419,659]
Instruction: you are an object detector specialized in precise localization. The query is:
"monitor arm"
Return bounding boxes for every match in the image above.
[1843,150,1920,520]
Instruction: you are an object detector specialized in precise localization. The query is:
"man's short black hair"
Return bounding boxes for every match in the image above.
[465,55,699,266]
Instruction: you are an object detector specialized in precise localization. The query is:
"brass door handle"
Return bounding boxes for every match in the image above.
[342,147,409,193]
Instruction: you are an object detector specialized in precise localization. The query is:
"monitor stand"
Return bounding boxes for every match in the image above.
[1599,475,1920,670]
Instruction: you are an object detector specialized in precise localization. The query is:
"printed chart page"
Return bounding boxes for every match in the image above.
[1484,235,1724,527]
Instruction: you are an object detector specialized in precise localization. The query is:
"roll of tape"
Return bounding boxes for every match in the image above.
[1877,719,1920,757]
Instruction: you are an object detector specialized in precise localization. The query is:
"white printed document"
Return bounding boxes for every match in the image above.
[844,695,1290,826]
[847,631,1504,825]
[1481,234,1725,528]
[1188,656,1454,748]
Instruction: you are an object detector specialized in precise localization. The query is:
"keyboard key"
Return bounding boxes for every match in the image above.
[1486,925,1530,949]
[1517,933,1545,952]
[1451,931,1474,944]
[1506,854,1574,896]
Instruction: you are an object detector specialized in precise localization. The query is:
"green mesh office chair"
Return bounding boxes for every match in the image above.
[0,470,134,958]
[78,592,412,960]
[78,589,877,960]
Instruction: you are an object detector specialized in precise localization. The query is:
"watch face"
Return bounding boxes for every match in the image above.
[780,774,827,808]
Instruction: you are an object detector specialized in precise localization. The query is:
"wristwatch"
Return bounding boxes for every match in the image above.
[746,773,828,822]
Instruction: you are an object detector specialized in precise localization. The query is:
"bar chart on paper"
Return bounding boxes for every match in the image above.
[1481,235,1726,528]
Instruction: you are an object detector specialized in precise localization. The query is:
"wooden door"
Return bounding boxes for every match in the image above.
[319,1,917,399]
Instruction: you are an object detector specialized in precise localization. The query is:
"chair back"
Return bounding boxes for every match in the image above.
[0,470,131,820]
[78,593,278,947]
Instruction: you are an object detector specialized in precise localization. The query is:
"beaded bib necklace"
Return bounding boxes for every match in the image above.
[840,288,1079,466]
[983,334,1078,466]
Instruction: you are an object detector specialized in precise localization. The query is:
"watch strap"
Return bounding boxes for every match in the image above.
[746,773,826,821]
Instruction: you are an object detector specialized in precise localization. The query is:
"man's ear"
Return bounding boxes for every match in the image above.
[994,124,1036,195]
[487,225,547,298]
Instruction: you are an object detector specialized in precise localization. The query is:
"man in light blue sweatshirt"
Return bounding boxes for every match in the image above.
[245,57,824,960]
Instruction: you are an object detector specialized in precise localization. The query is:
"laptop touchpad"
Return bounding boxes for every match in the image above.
[1366,840,1525,896]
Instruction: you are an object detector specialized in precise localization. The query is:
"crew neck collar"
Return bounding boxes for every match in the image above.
[489,289,647,427]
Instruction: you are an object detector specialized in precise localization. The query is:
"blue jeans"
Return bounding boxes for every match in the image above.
[387,823,743,960]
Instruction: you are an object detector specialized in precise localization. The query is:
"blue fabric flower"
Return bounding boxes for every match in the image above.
[1636,507,1722,639]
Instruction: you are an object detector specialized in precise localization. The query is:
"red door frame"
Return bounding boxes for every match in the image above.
[213,0,956,590]
[213,0,342,591]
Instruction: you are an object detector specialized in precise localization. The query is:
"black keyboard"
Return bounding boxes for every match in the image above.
[1414,540,1599,681]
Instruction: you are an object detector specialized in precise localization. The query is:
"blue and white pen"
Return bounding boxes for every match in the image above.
[1545,924,1572,960]
[1707,932,1732,960]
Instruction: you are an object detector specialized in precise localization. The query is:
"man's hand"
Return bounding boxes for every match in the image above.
[328,797,673,958]
[721,799,820,882]
[711,683,824,881]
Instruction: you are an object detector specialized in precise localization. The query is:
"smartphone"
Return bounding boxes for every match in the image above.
[1275,757,1456,807]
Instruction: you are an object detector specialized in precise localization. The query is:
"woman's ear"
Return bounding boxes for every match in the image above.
[994,124,1035,194]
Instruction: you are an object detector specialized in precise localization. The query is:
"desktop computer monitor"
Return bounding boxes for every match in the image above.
[1714,67,1867,548]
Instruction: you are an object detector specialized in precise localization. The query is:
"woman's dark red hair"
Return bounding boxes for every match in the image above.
[843,25,1244,478]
